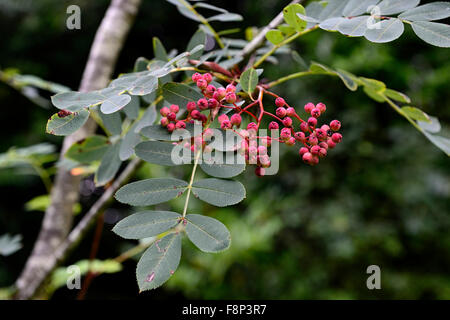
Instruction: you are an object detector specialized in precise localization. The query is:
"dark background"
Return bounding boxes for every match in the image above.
[0,0,449,299]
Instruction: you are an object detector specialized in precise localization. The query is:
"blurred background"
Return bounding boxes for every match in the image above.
[0,0,449,299]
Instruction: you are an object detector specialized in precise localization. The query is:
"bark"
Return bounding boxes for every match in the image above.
[14,0,142,300]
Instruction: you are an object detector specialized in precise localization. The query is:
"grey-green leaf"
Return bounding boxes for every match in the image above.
[377,0,420,15]
[119,123,140,161]
[134,106,157,133]
[162,82,203,106]
[240,68,258,95]
[95,142,122,186]
[207,13,243,22]
[187,29,206,60]
[153,37,168,61]
[317,0,350,21]
[343,0,380,17]
[51,91,103,112]
[185,214,231,252]
[319,17,346,31]
[200,152,245,178]
[338,16,369,37]
[364,18,404,43]
[46,109,90,136]
[122,95,140,120]
[411,21,450,48]
[100,94,131,114]
[399,2,450,22]
[99,110,122,136]
[418,116,441,133]
[192,178,245,207]
[115,178,188,206]
[136,233,181,291]
[140,123,195,141]
[135,141,180,166]
[113,211,181,239]
[65,135,110,162]
[423,132,450,156]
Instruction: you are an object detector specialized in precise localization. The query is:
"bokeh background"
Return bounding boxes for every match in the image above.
[0,0,449,299]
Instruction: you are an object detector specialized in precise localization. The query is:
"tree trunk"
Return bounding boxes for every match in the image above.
[14,0,142,300]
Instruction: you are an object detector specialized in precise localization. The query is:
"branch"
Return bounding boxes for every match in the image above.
[241,0,302,57]
[14,0,142,300]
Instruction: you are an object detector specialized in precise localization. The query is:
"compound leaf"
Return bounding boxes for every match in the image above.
[185,214,231,252]
[192,178,245,207]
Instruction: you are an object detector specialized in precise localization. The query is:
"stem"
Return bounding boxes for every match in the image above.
[384,96,422,131]
[253,26,319,68]
[182,149,201,218]
[267,71,314,88]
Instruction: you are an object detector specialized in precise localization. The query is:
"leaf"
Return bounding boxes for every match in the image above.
[266,30,285,45]
[422,132,450,156]
[122,95,140,120]
[46,109,90,136]
[185,214,231,252]
[401,107,431,122]
[100,93,132,114]
[135,106,157,133]
[115,178,188,206]
[377,0,420,15]
[187,29,206,60]
[99,109,122,136]
[140,123,196,141]
[162,82,203,106]
[317,0,350,21]
[207,13,243,22]
[411,21,450,48]
[399,2,450,22]
[136,233,181,291]
[65,135,110,162]
[95,142,122,186]
[153,37,168,61]
[343,0,380,17]
[338,16,370,37]
[113,211,182,239]
[110,72,159,96]
[364,87,387,102]
[359,77,386,91]
[309,62,334,74]
[240,68,258,95]
[135,141,180,166]
[418,116,441,133]
[364,18,404,43]
[336,69,358,91]
[119,124,141,161]
[295,13,319,23]
[277,24,296,35]
[134,57,150,72]
[319,17,346,31]
[283,3,307,32]
[193,2,228,13]
[51,91,104,112]
[191,178,246,207]
[385,89,411,103]
[200,152,245,178]
[0,234,22,256]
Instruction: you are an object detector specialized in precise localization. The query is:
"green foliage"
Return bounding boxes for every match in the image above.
[239,68,259,95]
[191,178,246,207]
[283,4,307,32]
[185,214,231,253]
[65,135,110,163]
[0,234,22,256]
[411,21,450,48]
[95,142,122,186]
[135,141,180,166]
[162,82,203,106]
[46,109,90,136]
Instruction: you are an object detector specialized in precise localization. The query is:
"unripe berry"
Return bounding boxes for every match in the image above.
[196,79,208,89]
[285,137,296,146]
[216,88,226,100]
[319,148,327,158]
[257,145,267,155]
[275,97,286,107]
[311,155,320,166]
[259,155,271,168]
[286,107,296,117]
[330,120,341,131]
[255,167,265,177]
[167,112,176,121]
[218,114,229,124]
[226,84,236,93]
[175,121,186,129]
[315,128,327,141]
[225,92,236,104]
[203,73,213,83]
[327,138,336,149]
[321,124,330,132]
[299,147,309,157]
[221,120,232,129]
[308,117,317,128]
[170,104,179,114]
[160,117,169,127]
[302,152,313,164]
[208,98,219,109]
[280,127,291,140]
[268,121,279,130]
[191,110,201,119]
[311,108,321,118]
[294,131,306,142]
[192,73,202,82]
[282,117,293,127]
[319,142,328,150]
[186,101,197,112]
[276,107,287,118]
[304,102,315,114]
[160,106,170,117]
[205,85,216,98]
[316,102,326,113]
[331,133,342,143]
[197,98,208,110]
[300,122,309,132]
[247,122,258,131]
[230,113,242,126]
[308,135,318,145]
[311,145,321,155]
[167,123,175,132]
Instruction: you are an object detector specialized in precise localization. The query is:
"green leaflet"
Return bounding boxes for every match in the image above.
[95,142,122,186]
[283,3,307,32]
[411,21,450,48]
[115,178,188,206]
[135,140,188,166]
[136,233,181,291]
[240,68,258,95]
[185,214,231,252]
[65,135,110,163]
[162,82,203,106]
[266,30,285,45]
[113,211,181,239]
[192,178,246,207]
[46,109,90,136]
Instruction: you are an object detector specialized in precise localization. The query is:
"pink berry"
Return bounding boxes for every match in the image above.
[196,79,207,89]
[257,145,267,155]
[299,147,309,157]
[221,120,232,129]
[315,128,327,141]
[203,128,214,140]
[218,114,229,124]
[230,114,242,126]
[302,152,313,164]
[216,88,226,100]
[268,121,279,130]
[167,123,175,132]
[275,97,285,107]
[327,138,336,149]
[191,110,201,119]
[280,128,291,140]
[285,137,296,146]
[316,103,326,113]
[247,122,258,131]
[294,131,306,142]
[226,84,236,93]
[160,107,170,117]
[225,92,236,104]
[330,120,341,131]
[192,73,202,82]
[319,142,328,150]
[197,98,208,110]
[259,155,271,168]
[282,117,293,127]
[311,108,321,118]
[203,73,213,83]
[186,101,196,112]
[205,85,216,98]
[319,148,327,158]
[321,124,330,132]
[170,104,179,114]
[308,117,317,128]
[160,117,169,127]
[331,133,342,143]
[175,121,186,129]
[208,98,219,109]
[300,122,309,132]
[304,103,315,114]
[311,145,321,155]
[167,112,176,121]
[286,107,296,117]
[276,107,287,118]
[308,135,318,145]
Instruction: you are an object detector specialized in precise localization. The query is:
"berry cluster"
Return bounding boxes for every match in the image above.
[157,71,343,176]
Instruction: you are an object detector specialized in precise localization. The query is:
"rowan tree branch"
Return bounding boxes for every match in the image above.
[14,0,142,300]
